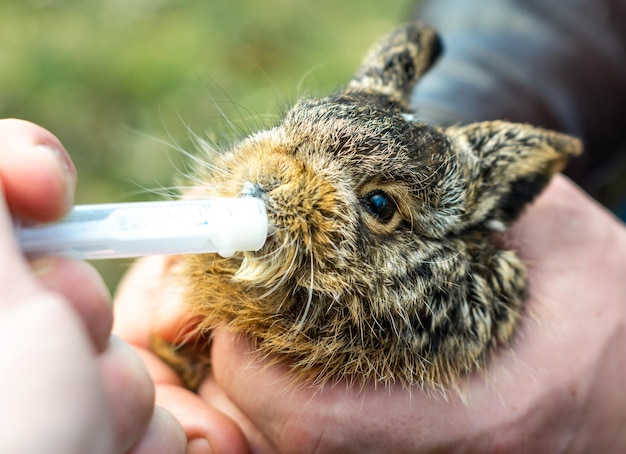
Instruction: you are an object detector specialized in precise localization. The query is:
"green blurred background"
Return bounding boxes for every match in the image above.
[1,0,414,291]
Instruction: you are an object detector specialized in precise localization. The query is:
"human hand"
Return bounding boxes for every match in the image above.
[114,175,626,453]
[0,119,187,454]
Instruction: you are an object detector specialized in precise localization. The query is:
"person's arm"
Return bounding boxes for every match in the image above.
[412,0,626,191]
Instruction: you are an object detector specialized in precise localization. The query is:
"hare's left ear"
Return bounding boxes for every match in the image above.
[347,22,442,108]
[449,121,583,230]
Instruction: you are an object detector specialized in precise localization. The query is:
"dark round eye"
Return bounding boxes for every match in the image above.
[362,190,397,223]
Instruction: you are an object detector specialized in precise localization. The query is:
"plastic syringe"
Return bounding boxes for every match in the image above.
[15,198,269,260]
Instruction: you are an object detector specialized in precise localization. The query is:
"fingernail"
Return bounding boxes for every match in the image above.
[34,144,76,209]
[187,438,213,454]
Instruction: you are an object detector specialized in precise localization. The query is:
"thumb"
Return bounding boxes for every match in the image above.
[0,119,76,223]
[0,118,78,304]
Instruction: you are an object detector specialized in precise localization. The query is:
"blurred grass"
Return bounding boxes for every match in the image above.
[0,0,415,291]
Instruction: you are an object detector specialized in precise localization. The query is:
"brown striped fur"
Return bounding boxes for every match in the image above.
[154,23,582,391]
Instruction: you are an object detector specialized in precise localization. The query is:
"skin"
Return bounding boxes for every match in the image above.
[115,173,626,452]
[0,119,187,454]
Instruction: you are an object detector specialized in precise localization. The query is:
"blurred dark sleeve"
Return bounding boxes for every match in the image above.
[411,0,626,198]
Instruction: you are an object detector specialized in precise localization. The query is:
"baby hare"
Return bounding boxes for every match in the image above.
[154,22,582,390]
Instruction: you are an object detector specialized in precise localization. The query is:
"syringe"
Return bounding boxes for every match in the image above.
[15,198,269,260]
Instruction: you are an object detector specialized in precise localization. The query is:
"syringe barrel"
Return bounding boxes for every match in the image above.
[16,198,269,260]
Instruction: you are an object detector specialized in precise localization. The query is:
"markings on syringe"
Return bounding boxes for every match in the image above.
[114,206,209,231]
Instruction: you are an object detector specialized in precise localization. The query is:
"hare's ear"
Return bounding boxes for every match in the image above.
[449,121,583,230]
[346,22,442,108]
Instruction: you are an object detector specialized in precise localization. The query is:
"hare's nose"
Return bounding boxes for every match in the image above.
[241,182,266,198]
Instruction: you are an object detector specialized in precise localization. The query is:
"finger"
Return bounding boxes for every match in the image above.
[0,119,78,306]
[132,346,185,386]
[111,323,249,453]
[156,383,249,454]
[113,256,168,346]
[206,328,482,452]
[510,175,620,262]
[0,118,76,222]
[0,290,116,454]
[126,406,187,454]
[113,255,195,348]
[204,329,288,451]
[32,257,112,352]
[98,335,156,453]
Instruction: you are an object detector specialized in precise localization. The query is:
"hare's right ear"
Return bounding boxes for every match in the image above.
[346,22,442,108]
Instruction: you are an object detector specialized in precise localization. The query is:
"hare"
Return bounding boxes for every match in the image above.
[153,22,582,391]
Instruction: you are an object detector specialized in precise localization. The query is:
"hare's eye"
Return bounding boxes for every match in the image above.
[362,190,397,224]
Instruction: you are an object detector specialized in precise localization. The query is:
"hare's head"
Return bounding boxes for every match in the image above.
[179,23,582,388]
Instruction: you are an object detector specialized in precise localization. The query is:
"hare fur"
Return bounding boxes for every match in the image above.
[153,22,582,390]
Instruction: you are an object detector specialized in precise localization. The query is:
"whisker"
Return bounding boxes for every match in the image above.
[274,241,301,314]
[294,245,315,331]
[257,238,299,301]
[198,81,261,141]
